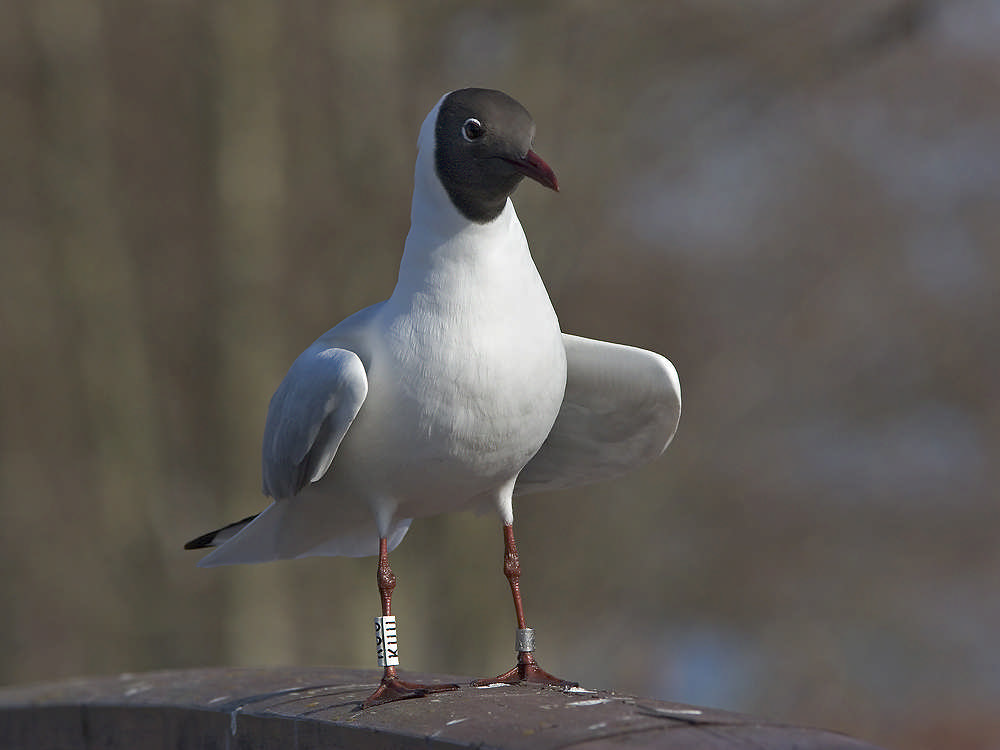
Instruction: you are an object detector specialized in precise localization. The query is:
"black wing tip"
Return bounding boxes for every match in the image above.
[183,532,216,550]
[183,514,259,550]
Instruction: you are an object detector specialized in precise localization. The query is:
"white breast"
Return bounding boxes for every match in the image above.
[344,201,567,513]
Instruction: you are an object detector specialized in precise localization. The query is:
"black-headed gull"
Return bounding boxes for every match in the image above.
[186,88,681,708]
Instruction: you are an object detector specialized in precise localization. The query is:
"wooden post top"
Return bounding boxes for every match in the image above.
[0,666,884,749]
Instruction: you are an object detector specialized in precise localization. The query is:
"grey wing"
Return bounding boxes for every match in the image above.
[261,345,368,499]
[515,333,681,495]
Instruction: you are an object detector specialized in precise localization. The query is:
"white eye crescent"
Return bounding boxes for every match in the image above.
[462,118,486,142]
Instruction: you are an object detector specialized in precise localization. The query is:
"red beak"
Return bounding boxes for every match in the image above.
[504,150,559,192]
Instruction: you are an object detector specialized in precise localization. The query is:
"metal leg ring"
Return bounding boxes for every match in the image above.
[515,627,536,653]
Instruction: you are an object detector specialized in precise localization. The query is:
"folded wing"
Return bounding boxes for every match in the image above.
[515,333,681,495]
[262,345,369,499]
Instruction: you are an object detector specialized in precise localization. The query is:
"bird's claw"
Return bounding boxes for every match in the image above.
[471,651,577,687]
[361,676,459,708]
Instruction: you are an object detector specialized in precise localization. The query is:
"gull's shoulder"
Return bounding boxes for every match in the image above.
[259,301,387,500]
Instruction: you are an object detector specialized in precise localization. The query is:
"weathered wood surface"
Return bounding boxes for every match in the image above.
[0,667,884,749]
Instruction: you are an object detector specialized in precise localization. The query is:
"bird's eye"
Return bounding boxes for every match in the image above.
[462,118,485,142]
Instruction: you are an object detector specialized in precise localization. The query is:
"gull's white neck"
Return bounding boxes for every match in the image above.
[391,95,530,302]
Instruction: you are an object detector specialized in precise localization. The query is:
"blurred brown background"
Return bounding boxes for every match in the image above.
[2,1,998,748]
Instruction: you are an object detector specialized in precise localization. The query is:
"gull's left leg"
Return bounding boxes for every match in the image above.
[472,522,577,687]
[361,537,459,708]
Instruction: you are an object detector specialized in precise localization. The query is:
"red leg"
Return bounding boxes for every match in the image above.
[472,523,577,687]
[362,538,459,708]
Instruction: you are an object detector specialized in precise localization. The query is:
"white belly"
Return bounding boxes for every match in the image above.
[338,250,566,515]
[345,302,564,514]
